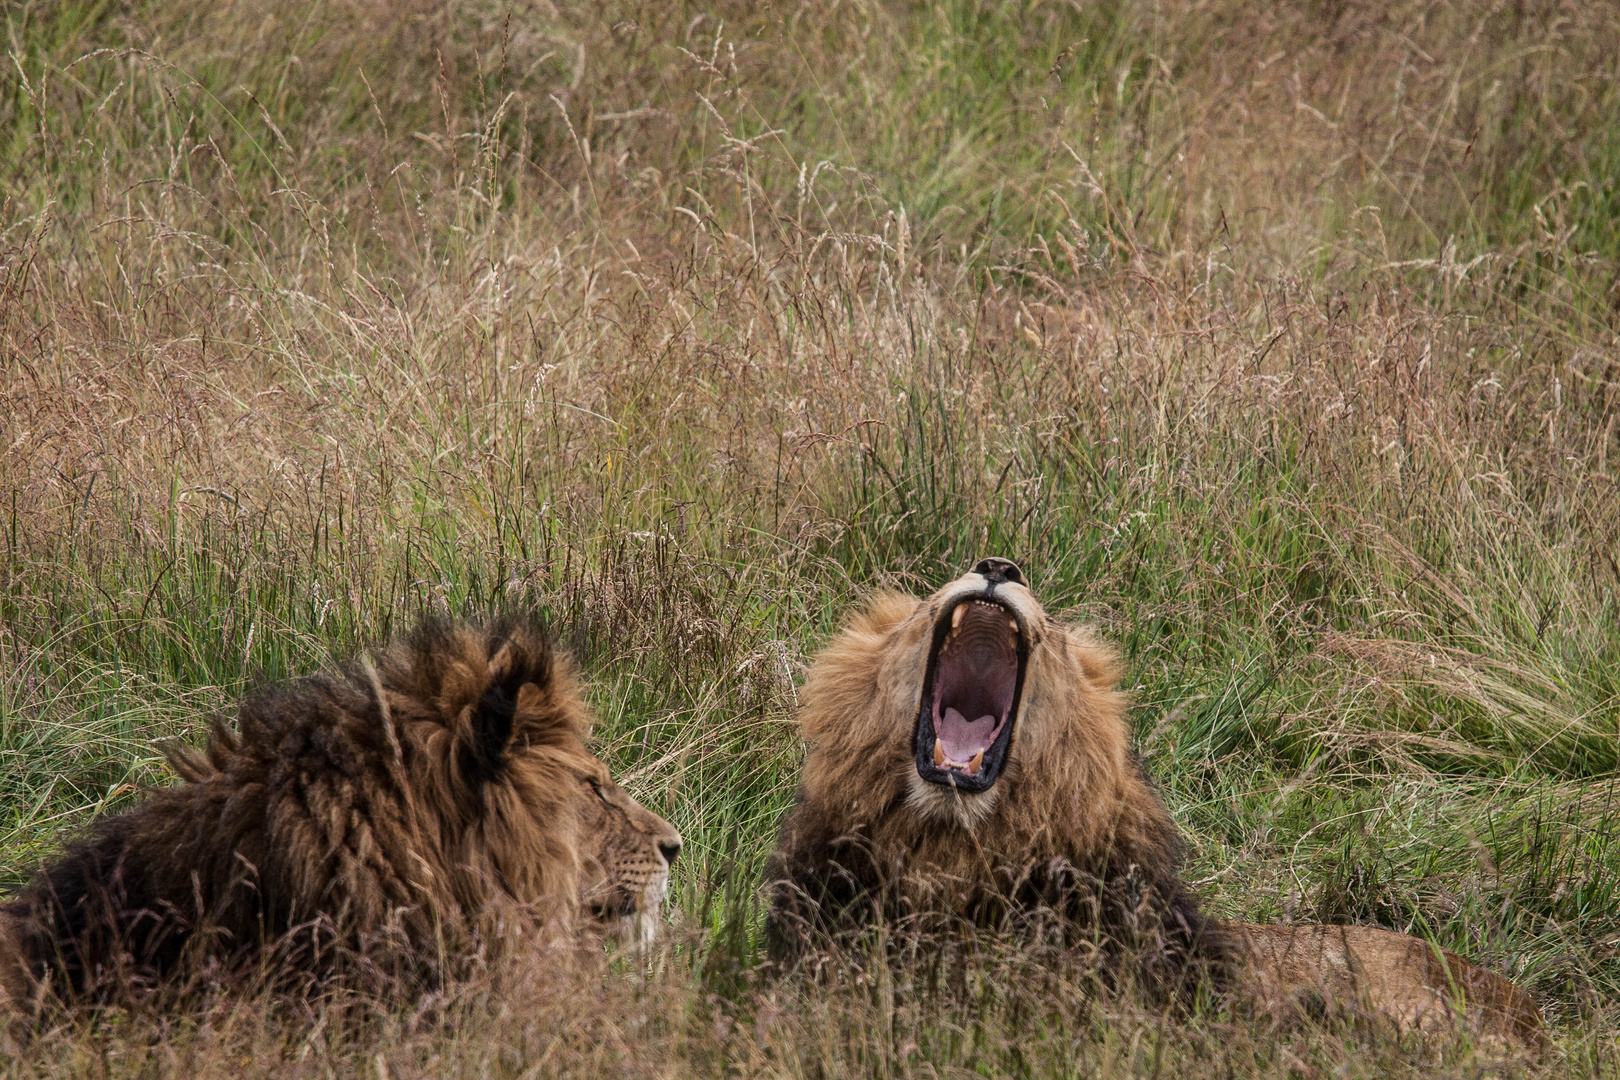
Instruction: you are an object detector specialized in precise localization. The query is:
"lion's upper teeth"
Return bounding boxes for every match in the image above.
[951,606,966,630]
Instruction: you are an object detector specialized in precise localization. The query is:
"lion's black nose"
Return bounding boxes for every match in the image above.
[659,839,682,867]
[973,558,1024,586]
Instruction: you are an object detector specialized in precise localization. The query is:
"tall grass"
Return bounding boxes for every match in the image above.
[3,0,1619,1074]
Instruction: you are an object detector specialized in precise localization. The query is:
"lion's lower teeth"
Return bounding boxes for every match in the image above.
[934,739,986,775]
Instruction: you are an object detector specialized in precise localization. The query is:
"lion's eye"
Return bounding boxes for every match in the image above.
[587,778,611,804]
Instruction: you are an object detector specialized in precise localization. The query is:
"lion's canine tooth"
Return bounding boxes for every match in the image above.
[1008,618,1017,632]
[968,750,984,776]
[952,605,966,630]
[933,739,946,768]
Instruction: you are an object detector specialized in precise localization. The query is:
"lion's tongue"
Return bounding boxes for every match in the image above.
[938,707,998,763]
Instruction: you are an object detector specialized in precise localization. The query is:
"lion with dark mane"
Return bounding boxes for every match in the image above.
[765,560,1543,1048]
[0,615,681,1010]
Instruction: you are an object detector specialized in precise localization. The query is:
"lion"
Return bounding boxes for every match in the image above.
[765,557,1225,999]
[764,559,1544,1047]
[0,615,681,1011]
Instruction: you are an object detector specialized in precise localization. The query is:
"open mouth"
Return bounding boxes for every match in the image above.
[912,595,1028,794]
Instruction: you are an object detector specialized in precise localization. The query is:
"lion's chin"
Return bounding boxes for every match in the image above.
[595,874,670,950]
[906,768,1002,828]
[614,908,662,952]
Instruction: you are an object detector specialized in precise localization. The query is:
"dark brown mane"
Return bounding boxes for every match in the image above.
[767,750,1231,1001]
[1,615,596,1005]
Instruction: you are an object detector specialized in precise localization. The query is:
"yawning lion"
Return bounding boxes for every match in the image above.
[765,559,1544,1047]
[766,557,1227,1000]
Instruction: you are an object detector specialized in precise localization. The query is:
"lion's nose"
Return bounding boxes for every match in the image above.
[973,557,1024,586]
[659,839,682,867]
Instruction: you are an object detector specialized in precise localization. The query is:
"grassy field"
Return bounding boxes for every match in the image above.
[3,0,1619,1073]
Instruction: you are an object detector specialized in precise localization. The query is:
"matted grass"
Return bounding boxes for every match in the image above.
[3,0,1619,1074]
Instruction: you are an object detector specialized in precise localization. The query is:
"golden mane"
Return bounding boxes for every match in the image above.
[766,565,1224,1000]
[793,589,1139,860]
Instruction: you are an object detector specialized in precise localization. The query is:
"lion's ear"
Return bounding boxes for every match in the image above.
[457,630,556,785]
[459,679,519,785]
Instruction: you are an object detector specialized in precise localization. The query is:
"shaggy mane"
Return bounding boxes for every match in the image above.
[1,615,598,1006]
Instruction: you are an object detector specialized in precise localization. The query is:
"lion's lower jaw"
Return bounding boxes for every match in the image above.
[905,770,1000,829]
[614,910,660,952]
[609,877,670,952]
[617,907,662,954]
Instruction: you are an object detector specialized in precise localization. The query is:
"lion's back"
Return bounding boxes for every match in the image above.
[1232,922,1545,1050]
[3,674,381,997]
